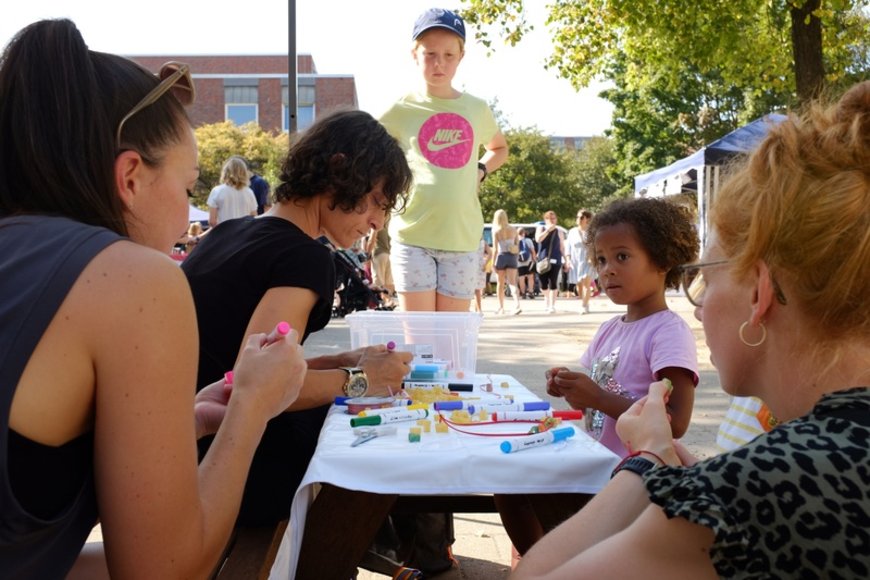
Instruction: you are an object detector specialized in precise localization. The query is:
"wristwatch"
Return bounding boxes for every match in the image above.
[477,161,488,182]
[611,456,658,479]
[339,367,368,397]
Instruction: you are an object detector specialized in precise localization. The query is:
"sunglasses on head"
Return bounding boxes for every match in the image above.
[115,61,195,150]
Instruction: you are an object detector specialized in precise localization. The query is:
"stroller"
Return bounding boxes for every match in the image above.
[325,240,396,318]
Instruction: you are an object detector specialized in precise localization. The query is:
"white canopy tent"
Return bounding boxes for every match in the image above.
[189,204,209,223]
[634,114,786,249]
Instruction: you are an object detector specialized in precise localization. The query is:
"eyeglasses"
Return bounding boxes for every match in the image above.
[678,260,727,307]
[115,61,195,150]
[678,259,788,308]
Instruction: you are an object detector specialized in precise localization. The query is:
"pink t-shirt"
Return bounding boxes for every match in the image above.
[579,309,698,457]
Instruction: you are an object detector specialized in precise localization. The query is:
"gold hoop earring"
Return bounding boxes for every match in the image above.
[739,321,766,347]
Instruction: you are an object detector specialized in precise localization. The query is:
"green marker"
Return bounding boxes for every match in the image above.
[350,408,428,428]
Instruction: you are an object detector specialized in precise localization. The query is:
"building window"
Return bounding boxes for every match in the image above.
[283,85,316,132]
[225,85,258,126]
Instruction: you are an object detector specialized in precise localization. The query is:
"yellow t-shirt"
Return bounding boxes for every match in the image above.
[380,91,499,252]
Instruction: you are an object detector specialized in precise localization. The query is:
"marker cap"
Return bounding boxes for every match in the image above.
[350,415,381,428]
[434,401,464,411]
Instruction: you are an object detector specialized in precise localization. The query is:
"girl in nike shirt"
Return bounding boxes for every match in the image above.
[380,7,508,313]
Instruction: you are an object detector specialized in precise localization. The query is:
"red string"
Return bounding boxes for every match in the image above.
[436,412,541,437]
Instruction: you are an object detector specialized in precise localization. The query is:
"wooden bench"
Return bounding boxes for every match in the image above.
[211,491,589,579]
[212,520,288,580]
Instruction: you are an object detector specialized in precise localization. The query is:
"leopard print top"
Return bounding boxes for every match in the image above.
[644,387,870,579]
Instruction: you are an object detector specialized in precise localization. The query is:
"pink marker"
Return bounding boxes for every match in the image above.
[386,341,396,351]
[224,371,234,386]
[264,321,291,345]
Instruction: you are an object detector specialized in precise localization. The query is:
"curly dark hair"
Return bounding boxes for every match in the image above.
[586,197,699,290]
[273,109,411,213]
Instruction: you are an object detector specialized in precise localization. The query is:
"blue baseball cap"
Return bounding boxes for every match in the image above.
[412,8,466,41]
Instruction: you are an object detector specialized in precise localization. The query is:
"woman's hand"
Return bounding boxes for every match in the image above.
[230,328,307,421]
[194,378,232,439]
[359,345,412,396]
[615,380,680,465]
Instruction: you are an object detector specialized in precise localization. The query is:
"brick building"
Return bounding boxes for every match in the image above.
[129,54,357,134]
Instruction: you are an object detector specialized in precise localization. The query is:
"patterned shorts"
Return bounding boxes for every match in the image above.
[390,241,479,299]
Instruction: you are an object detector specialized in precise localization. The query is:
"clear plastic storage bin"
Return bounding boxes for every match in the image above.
[345,311,483,380]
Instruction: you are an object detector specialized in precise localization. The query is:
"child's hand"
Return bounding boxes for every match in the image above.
[545,366,570,397]
[552,370,601,410]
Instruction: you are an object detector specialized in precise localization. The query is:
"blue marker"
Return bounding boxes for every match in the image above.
[499,427,575,454]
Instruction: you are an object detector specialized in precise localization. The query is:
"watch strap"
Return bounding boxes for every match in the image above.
[611,456,658,479]
[477,161,488,182]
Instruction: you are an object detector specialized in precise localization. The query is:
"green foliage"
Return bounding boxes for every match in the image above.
[479,127,620,228]
[460,0,869,186]
[192,121,289,207]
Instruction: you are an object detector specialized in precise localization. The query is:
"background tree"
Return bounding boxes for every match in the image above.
[461,0,869,180]
[192,121,289,207]
[479,127,620,227]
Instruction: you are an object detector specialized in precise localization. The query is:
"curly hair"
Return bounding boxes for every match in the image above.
[273,109,411,214]
[586,197,699,290]
[713,80,870,349]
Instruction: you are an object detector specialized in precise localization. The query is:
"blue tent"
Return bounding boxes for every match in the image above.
[634,113,787,195]
[633,113,787,248]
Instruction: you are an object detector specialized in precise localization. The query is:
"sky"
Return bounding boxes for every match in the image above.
[2,0,613,136]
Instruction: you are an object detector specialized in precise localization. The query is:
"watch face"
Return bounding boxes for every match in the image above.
[346,374,368,397]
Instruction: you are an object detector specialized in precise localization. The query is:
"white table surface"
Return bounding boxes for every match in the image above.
[270,374,620,579]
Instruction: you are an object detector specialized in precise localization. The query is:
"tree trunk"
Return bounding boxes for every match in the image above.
[790,0,825,104]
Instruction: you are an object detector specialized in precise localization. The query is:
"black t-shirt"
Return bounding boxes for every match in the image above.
[182,215,336,525]
[182,216,335,389]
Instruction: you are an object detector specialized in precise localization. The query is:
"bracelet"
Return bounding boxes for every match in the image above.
[633,449,666,465]
[477,161,488,182]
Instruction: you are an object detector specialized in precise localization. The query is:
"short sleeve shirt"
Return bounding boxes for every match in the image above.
[579,310,698,456]
[643,387,870,579]
[380,91,499,252]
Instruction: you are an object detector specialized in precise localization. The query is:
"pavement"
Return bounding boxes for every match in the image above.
[302,290,729,579]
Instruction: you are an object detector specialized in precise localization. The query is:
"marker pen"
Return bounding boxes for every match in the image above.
[468,401,550,414]
[433,398,522,411]
[403,381,474,392]
[359,403,428,417]
[264,321,291,345]
[350,408,429,427]
[335,396,415,408]
[386,341,397,351]
[499,427,576,453]
[491,410,584,422]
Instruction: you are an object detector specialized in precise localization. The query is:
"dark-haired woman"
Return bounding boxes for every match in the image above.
[182,109,414,525]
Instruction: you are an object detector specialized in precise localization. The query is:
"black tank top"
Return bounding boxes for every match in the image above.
[0,215,120,577]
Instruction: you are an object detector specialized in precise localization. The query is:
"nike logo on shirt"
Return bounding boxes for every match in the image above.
[426,129,469,152]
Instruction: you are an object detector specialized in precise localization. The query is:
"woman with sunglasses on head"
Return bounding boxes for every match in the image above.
[0,19,306,578]
[512,82,870,579]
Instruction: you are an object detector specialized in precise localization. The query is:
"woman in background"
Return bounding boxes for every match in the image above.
[492,209,521,315]
[206,156,257,226]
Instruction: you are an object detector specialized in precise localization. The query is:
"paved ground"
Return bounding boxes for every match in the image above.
[303,290,728,579]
